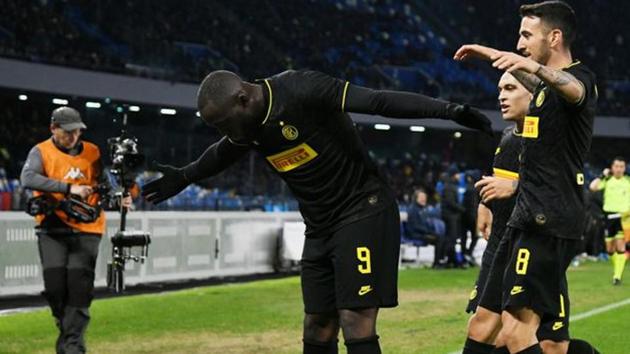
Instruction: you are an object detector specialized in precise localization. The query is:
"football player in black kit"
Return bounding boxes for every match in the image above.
[142,69,491,354]
[465,72,530,346]
[454,1,599,354]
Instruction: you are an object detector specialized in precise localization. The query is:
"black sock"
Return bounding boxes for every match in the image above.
[568,338,600,354]
[492,347,510,354]
[345,335,381,354]
[303,338,338,354]
[463,337,495,354]
[516,344,542,354]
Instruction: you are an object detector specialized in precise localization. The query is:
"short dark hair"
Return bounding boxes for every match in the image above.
[519,1,577,47]
[612,156,626,164]
[197,70,242,119]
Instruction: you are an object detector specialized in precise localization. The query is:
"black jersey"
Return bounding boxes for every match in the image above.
[508,62,597,239]
[249,70,396,237]
[488,126,521,240]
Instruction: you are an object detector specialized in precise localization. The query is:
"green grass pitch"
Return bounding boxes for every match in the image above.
[1,261,628,353]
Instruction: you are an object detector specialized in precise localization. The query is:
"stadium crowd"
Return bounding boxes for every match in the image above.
[1,0,629,114]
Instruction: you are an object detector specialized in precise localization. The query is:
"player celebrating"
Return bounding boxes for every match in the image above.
[464,72,529,351]
[142,69,491,354]
[589,157,630,285]
[455,1,600,354]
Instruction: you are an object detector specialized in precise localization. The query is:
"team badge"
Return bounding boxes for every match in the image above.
[281,125,299,141]
[535,90,545,107]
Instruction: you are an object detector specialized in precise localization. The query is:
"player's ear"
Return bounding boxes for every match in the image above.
[548,29,563,49]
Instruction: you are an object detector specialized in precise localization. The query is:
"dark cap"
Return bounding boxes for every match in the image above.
[51,107,87,131]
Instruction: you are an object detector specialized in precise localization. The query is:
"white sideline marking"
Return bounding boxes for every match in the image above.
[570,297,630,321]
[446,297,630,354]
[0,306,46,316]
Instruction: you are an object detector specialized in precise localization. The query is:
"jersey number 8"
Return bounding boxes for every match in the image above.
[515,248,530,275]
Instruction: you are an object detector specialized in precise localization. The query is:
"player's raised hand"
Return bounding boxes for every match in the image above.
[453,44,500,62]
[490,51,540,74]
[141,162,190,204]
[447,104,493,136]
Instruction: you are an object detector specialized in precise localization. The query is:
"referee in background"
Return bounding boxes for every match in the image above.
[589,157,630,285]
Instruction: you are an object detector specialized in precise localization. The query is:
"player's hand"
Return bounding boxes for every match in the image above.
[70,184,93,199]
[453,44,500,62]
[142,162,190,204]
[477,203,493,241]
[475,176,518,203]
[490,51,540,74]
[602,168,610,178]
[447,104,493,136]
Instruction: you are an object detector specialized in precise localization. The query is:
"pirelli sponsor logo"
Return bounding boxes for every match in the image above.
[493,168,519,180]
[266,143,318,172]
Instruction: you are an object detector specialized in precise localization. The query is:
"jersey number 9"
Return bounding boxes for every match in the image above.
[357,247,371,274]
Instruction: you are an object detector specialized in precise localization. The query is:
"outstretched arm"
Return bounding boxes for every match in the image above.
[292,70,492,135]
[343,85,492,134]
[454,44,585,103]
[142,137,250,204]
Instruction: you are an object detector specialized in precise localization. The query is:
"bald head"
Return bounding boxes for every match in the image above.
[195,70,266,142]
[197,70,244,123]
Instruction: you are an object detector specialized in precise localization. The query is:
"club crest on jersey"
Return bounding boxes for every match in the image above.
[64,167,85,180]
[281,125,299,141]
[535,89,545,107]
[266,143,318,172]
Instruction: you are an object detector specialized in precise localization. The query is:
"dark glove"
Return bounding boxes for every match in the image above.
[446,103,493,136]
[141,162,189,204]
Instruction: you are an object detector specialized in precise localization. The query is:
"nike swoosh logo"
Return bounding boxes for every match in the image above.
[510,286,525,295]
[552,322,564,331]
[358,286,373,296]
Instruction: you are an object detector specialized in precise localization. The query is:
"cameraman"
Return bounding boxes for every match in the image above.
[20,107,131,354]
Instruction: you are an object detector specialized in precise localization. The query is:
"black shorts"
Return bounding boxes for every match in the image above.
[478,227,576,342]
[605,215,623,239]
[301,204,401,313]
[466,229,502,313]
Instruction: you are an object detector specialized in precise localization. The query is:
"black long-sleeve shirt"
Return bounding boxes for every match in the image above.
[185,70,460,237]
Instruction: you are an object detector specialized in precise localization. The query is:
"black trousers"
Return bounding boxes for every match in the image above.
[37,231,101,354]
[442,213,462,264]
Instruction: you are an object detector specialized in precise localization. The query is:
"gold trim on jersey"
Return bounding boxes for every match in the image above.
[262,79,274,125]
[493,168,519,180]
[564,60,581,69]
[341,81,350,112]
[266,143,318,172]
